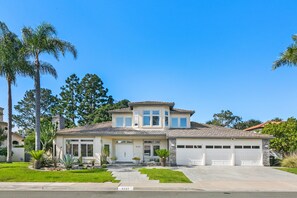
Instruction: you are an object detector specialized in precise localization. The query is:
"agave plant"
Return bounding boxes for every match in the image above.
[61,154,75,170]
[29,150,44,169]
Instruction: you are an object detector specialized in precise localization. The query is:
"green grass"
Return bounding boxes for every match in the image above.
[0,162,118,183]
[139,168,191,183]
[277,167,297,175]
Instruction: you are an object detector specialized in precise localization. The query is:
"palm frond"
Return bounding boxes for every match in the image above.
[39,61,58,79]
[36,22,57,38]
[273,46,297,70]
[0,21,10,36]
[47,39,77,60]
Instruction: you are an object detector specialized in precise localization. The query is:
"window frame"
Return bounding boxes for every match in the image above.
[171,117,178,128]
[65,139,94,158]
[180,117,187,128]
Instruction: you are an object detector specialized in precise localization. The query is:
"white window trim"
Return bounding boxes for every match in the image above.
[143,140,161,157]
[170,117,188,128]
[64,138,94,158]
[143,110,161,127]
[115,116,133,127]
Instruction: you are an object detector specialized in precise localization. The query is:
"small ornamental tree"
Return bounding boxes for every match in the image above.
[155,149,169,166]
[262,117,297,156]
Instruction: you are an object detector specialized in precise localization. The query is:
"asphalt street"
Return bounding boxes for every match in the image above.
[0,191,297,198]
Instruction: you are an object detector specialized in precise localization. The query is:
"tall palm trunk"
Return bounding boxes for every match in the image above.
[6,80,12,163]
[35,58,41,151]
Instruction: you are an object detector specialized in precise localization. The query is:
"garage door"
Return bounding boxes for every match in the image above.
[235,145,262,166]
[176,145,204,166]
[205,145,233,165]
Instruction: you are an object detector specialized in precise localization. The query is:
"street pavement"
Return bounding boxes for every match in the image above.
[0,191,297,198]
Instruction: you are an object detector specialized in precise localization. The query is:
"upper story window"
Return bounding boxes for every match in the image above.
[143,110,150,126]
[171,117,188,128]
[143,110,160,127]
[171,117,178,128]
[165,111,169,127]
[180,118,187,127]
[116,116,132,127]
[125,117,132,127]
[116,117,124,127]
[152,110,160,126]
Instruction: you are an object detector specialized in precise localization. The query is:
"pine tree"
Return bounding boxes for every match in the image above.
[77,74,113,125]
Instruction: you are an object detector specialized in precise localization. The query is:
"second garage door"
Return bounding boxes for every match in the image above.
[205,145,233,165]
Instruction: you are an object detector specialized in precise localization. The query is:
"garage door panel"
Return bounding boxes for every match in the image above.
[176,148,204,165]
[205,149,232,166]
[235,147,262,166]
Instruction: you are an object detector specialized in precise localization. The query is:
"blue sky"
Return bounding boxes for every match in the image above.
[1,0,297,124]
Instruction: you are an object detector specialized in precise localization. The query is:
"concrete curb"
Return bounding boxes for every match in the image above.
[1,182,297,192]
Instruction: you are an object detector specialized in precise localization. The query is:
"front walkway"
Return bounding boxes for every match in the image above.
[108,165,159,185]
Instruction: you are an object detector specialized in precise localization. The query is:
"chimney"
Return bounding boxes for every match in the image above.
[52,115,65,130]
[0,107,3,122]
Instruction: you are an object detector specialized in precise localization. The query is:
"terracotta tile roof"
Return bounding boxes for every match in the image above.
[57,121,272,139]
[244,121,282,131]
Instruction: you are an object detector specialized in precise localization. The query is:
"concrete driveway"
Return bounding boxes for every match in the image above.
[178,166,297,191]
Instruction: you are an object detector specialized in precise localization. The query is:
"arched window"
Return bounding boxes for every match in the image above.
[12,140,19,145]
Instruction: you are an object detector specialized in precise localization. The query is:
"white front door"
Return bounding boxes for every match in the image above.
[116,143,134,162]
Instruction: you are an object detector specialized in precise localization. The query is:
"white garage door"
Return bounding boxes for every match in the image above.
[205,145,233,166]
[176,139,263,166]
[235,145,262,166]
[176,140,204,166]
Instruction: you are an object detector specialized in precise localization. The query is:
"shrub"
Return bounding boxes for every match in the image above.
[102,164,107,168]
[132,157,140,160]
[61,154,75,170]
[29,150,44,160]
[0,147,14,156]
[281,155,297,168]
[29,150,44,169]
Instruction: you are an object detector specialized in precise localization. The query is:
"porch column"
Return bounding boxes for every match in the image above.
[262,139,270,166]
[168,138,177,166]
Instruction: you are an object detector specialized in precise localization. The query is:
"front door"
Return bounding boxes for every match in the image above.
[115,142,134,162]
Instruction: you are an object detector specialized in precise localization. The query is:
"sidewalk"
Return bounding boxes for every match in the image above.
[1,181,297,192]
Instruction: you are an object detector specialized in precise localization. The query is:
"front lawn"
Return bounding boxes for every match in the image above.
[0,162,117,183]
[139,168,191,183]
[277,167,297,175]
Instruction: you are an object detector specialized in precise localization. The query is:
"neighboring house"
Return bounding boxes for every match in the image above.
[244,121,282,133]
[0,107,24,147]
[0,107,25,162]
[54,101,273,166]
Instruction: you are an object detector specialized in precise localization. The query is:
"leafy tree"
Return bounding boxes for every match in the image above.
[273,35,297,69]
[233,119,262,130]
[0,128,7,146]
[92,99,130,124]
[271,117,283,122]
[262,117,297,156]
[58,74,80,127]
[77,74,113,125]
[13,88,59,133]
[206,110,242,128]
[22,22,77,150]
[40,118,57,152]
[0,21,33,162]
[24,118,57,152]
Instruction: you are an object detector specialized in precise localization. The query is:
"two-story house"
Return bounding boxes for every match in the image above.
[54,101,273,166]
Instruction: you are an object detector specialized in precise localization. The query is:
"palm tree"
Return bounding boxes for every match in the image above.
[22,23,77,150]
[273,35,297,69]
[0,21,33,162]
